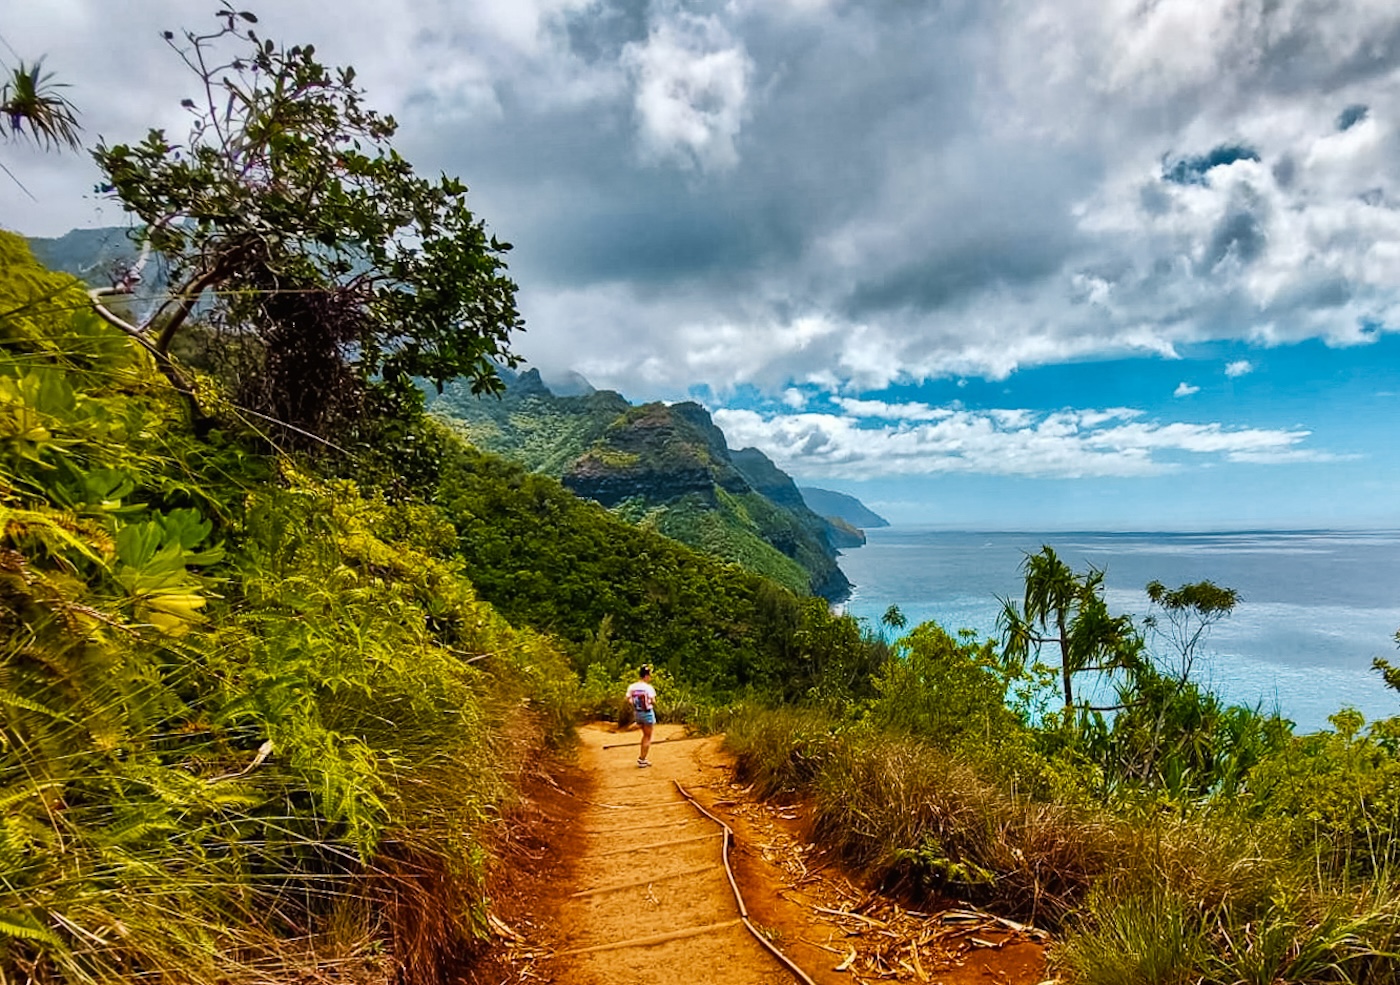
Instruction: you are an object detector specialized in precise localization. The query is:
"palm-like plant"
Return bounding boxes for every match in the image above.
[1000,545,1142,714]
[1,58,81,151]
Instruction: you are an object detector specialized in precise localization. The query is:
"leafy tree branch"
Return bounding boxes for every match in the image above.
[91,5,524,440]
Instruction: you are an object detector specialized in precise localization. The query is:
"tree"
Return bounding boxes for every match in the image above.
[881,604,907,633]
[999,546,1142,714]
[1,58,81,151]
[1372,629,1400,694]
[1143,579,1239,681]
[90,6,523,439]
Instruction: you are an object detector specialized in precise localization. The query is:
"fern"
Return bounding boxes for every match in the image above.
[0,910,62,947]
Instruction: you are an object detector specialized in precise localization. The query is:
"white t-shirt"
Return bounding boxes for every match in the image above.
[627,680,656,712]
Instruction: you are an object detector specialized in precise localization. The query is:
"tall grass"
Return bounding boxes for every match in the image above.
[0,233,580,983]
[724,706,1400,983]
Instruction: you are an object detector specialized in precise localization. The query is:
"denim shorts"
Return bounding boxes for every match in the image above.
[635,709,656,726]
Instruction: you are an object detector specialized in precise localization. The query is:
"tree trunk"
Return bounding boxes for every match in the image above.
[1058,610,1073,712]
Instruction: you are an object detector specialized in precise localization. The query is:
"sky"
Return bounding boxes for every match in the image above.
[4,0,1400,528]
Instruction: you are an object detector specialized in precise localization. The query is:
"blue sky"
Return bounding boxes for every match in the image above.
[708,332,1399,527]
[5,0,1400,529]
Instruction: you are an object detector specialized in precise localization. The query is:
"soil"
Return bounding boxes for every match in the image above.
[467,723,1050,985]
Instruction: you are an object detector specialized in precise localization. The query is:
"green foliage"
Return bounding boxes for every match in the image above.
[92,6,523,436]
[432,373,630,475]
[1001,546,1144,713]
[1236,711,1400,878]
[730,699,1400,982]
[868,623,1022,750]
[627,489,813,596]
[430,435,880,701]
[1371,630,1400,695]
[1,58,81,152]
[1056,888,1207,985]
[0,233,573,982]
[1057,882,1400,985]
[725,597,1400,984]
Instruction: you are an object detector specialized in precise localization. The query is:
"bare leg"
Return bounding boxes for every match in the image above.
[640,723,653,761]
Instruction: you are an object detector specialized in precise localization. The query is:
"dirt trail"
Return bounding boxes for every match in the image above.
[515,723,1047,985]
[547,722,795,985]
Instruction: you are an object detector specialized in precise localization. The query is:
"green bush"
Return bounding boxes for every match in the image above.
[0,233,574,983]
[1055,887,1207,985]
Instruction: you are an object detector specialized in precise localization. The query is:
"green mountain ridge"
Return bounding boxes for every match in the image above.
[799,485,890,531]
[431,368,854,600]
[27,226,143,283]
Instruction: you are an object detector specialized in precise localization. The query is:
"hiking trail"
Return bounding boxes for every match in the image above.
[500,723,1048,985]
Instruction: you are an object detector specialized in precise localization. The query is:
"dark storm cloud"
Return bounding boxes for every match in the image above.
[357,0,1400,387]
[846,227,1074,316]
[1252,6,1400,96]
[473,0,992,295]
[563,0,650,63]
[1203,209,1268,269]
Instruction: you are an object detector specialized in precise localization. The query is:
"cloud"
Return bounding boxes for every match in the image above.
[1226,448,1349,464]
[620,11,753,171]
[1163,145,1262,186]
[1225,360,1255,377]
[711,403,1322,480]
[832,398,954,422]
[1174,382,1200,396]
[7,0,1400,404]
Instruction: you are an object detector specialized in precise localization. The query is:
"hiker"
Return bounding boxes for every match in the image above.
[626,665,657,768]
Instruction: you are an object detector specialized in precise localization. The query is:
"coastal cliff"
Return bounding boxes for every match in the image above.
[432,370,856,600]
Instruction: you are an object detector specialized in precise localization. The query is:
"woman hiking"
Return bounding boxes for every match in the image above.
[626,665,657,768]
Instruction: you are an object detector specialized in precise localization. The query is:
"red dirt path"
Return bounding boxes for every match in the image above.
[467,723,1049,985]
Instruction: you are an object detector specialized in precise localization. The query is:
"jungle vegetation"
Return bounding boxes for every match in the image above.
[726,560,1400,985]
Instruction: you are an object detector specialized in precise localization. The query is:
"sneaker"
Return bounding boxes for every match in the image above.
[637,759,652,768]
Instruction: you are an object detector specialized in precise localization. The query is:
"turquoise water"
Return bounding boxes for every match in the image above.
[837,529,1400,733]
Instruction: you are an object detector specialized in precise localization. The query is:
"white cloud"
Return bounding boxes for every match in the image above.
[1087,420,1308,455]
[712,403,1321,480]
[1225,360,1254,377]
[833,398,953,421]
[621,13,753,171]
[1174,382,1200,396]
[1227,448,1348,464]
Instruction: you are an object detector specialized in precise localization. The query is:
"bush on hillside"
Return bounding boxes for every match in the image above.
[0,232,573,984]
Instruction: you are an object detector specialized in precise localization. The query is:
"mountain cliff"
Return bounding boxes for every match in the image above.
[800,486,891,529]
[432,370,853,600]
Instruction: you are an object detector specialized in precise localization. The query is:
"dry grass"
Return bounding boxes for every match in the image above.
[723,706,1400,984]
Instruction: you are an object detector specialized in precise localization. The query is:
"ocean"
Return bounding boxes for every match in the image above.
[838,528,1400,734]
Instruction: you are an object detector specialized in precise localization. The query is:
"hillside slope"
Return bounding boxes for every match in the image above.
[433,371,852,600]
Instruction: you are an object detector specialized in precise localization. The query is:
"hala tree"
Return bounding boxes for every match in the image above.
[1000,545,1143,715]
[91,6,523,440]
[881,604,907,633]
[1,58,81,152]
[0,57,81,199]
